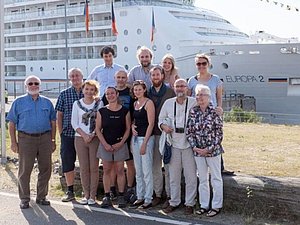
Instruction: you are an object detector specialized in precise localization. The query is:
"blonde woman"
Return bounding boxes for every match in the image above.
[161,53,180,89]
[71,80,101,205]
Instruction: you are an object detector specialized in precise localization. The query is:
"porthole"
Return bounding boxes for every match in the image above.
[30,67,33,72]
[166,44,171,51]
[137,29,142,35]
[124,46,128,52]
[152,45,157,51]
[40,66,43,72]
[222,63,228,69]
[124,30,128,36]
[124,65,129,70]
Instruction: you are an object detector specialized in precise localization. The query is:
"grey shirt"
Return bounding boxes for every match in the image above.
[128,65,154,89]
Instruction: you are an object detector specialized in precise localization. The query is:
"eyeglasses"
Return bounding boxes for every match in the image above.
[27,82,40,86]
[196,62,208,67]
[175,85,187,88]
[196,93,210,97]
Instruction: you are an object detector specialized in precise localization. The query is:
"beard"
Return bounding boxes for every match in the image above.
[27,89,40,95]
[141,61,150,68]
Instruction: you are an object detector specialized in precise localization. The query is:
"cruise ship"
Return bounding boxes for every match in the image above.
[3,0,300,123]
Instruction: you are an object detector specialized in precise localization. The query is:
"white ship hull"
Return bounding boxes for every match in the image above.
[3,1,300,123]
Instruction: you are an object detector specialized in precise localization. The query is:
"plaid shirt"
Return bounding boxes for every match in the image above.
[55,86,84,137]
[186,103,223,157]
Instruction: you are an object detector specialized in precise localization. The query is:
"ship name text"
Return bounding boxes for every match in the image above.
[225,75,265,83]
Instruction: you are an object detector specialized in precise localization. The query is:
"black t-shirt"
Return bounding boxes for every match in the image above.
[102,87,134,117]
[99,106,129,145]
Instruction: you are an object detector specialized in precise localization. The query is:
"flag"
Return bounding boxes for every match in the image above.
[111,2,118,36]
[84,0,89,33]
[150,8,155,43]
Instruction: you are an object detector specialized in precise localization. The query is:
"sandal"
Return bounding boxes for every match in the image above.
[196,207,208,215]
[206,208,221,217]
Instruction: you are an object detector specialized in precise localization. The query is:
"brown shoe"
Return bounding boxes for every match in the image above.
[151,197,161,207]
[162,205,179,213]
[184,206,194,215]
[162,198,170,209]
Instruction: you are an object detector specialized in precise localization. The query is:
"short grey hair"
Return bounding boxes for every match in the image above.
[68,67,83,78]
[24,75,41,86]
[195,84,211,97]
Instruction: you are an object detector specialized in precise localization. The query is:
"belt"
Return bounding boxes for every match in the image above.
[18,130,50,137]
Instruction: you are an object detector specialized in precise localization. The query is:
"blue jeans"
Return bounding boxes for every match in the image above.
[132,136,154,204]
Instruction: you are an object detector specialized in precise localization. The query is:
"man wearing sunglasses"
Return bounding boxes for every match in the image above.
[7,75,56,209]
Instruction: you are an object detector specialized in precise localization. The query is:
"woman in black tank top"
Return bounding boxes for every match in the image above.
[96,87,131,208]
[131,80,155,209]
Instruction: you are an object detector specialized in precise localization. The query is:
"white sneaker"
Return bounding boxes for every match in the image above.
[88,199,96,205]
[80,197,88,205]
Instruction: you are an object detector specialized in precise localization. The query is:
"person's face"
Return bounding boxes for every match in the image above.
[105,88,118,103]
[83,84,97,98]
[138,50,152,67]
[26,78,40,95]
[103,52,114,66]
[151,69,164,87]
[195,58,209,73]
[69,71,83,87]
[196,90,210,107]
[115,72,127,88]
[174,81,187,97]
[162,58,173,72]
[133,84,146,98]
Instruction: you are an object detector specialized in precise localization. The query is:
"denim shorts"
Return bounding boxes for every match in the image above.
[60,134,76,173]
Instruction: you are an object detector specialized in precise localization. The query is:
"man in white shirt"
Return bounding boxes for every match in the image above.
[88,46,125,99]
[158,79,197,215]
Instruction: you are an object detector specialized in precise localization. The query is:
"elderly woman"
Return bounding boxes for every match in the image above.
[186,84,224,217]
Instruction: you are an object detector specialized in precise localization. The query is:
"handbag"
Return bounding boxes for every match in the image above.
[163,141,172,164]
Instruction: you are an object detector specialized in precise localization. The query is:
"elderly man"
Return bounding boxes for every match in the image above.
[148,66,175,207]
[55,68,84,202]
[7,75,56,209]
[88,46,125,99]
[159,79,197,215]
[127,46,154,89]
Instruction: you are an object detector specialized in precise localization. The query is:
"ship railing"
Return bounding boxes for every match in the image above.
[5,20,111,35]
[5,36,116,49]
[5,53,102,62]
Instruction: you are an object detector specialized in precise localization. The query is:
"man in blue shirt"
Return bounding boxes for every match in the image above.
[55,68,84,202]
[88,46,125,99]
[7,75,56,209]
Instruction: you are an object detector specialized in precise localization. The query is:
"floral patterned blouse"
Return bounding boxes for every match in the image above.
[186,103,223,157]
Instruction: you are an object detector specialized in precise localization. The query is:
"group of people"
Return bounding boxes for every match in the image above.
[7,45,233,218]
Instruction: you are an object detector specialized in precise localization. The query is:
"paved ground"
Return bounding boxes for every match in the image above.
[0,192,224,225]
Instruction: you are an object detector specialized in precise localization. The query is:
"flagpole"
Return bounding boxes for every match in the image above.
[85,30,89,77]
[64,0,69,87]
[0,0,6,164]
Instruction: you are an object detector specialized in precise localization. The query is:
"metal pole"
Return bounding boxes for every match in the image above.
[64,0,69,87]
[0,0,7,164]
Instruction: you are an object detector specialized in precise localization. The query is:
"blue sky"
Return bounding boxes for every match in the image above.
[196,0,300,39]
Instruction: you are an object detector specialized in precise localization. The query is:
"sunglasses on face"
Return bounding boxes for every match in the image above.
[27,82,40,86]
[196,62,208,67]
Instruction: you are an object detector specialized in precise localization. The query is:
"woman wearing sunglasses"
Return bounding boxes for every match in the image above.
[187,54,223,111]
